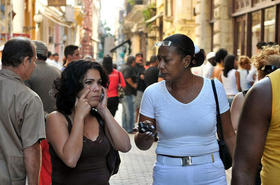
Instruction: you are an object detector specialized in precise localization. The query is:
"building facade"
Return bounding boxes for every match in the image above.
[196,0,280,56]
[123,0,197,61]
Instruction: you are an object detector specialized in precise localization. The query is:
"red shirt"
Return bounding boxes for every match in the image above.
[39,139,52,185]
[107,69,126,98]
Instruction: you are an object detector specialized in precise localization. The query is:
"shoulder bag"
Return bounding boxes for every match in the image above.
[211,79,232,170]
[117,72,125,99]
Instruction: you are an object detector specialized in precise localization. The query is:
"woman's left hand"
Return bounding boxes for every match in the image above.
[96,87,108,115]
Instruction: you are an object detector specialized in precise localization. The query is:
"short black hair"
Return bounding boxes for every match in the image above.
[37,54,47,61]
[2,37,34,67]
[54,60,109,115]
[149,55,158,64]
[52,53,59,57]
[215,48,228,63]
[64,45,78,57]
[256,41,267,49]
[223,55,236,77]
[102,55,113,74]
[127,56,135,65]
[135,53,143,57]
[48,51,52,58]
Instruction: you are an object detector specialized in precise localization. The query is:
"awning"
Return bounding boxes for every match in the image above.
[110,40,131,53]
[145,12,163,24]
[40,6,72,28]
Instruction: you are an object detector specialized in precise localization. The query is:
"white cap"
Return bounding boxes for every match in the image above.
[206,52,215,60]
[194,45,200,54]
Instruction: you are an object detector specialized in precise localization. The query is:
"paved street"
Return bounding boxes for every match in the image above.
[110,104,156,185]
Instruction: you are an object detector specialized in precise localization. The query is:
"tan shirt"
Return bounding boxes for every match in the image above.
[0,69,45,185]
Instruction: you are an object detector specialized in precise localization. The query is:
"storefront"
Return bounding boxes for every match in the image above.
[233,0,280,57]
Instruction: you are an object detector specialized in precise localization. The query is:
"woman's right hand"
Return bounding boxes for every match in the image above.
[75,88,91,119]
[135,119,157,150]
[138,120,157,139]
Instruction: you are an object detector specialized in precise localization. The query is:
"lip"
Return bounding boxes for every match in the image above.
[88,95,100,100]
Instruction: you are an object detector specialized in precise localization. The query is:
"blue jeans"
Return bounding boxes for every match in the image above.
[122,95,135,132]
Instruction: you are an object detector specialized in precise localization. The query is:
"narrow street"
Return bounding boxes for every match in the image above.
[110,104,156,185]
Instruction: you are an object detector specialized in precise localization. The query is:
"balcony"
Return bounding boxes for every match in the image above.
[126,0,144,14]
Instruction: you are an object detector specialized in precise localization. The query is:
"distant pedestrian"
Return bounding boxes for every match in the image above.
[64,45,80,67]
[202,51,216,78]
[102,55,126,116]
[212,48,227,79]
[120,56,137,133]
[134,53,146,123]
[25,41,61,114]
[52,53,63,70]
[0,37,45,185]
[237,56,251,91]
[219,55,241,106]
[144,55,159,87]
[135,34,235,185]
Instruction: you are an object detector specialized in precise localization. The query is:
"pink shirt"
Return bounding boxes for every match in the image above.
[107,69,126,98]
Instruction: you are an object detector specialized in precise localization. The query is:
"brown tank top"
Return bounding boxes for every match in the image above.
[49,114,111,185]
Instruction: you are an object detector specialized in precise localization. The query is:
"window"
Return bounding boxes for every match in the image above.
[235,16,247,56]
[210,0,214,51]
[264,6,275,42]
[251,10,261,55]
[165,0,173,17]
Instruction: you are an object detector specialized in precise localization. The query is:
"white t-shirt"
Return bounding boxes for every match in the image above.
[238,69,251,91]
[140,78,229,156]
[202,62,214,78]
[221,69,239,96]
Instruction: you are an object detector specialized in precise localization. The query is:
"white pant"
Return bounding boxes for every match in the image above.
[153,155,227,185]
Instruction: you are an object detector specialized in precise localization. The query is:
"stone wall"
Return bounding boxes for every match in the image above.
[195,0,233,53]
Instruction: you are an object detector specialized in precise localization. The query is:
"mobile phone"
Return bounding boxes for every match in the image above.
[100,89,104,101]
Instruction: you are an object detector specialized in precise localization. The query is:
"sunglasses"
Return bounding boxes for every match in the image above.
[154,41,172,47]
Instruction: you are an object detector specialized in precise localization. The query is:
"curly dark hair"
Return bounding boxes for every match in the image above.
[54,60,109,115]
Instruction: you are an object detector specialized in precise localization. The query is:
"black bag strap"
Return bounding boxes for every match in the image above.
[118,72,121,84]
[211,79,224,140]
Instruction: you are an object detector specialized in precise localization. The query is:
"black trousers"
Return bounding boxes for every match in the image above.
[107,96,119,117]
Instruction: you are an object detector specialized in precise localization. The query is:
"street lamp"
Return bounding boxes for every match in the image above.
[34,13,43,27]
[34,13,43,40]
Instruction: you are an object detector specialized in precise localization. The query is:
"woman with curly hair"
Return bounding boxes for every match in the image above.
[46,60,131,185]
[238,56,252,91]
[253,45,280,80]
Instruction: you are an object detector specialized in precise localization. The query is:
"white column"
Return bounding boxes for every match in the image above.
[12,0,25,33]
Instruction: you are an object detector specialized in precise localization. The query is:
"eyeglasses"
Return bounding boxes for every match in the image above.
[154,41,172,47]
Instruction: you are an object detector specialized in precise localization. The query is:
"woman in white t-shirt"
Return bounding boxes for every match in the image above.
[219,55,241,106]
[134,34,236,185]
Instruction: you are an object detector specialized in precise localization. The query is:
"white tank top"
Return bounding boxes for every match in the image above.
[221,69,239,96]
[238,69,251,91]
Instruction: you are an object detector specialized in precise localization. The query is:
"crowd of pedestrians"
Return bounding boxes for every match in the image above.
[0,34,279,185]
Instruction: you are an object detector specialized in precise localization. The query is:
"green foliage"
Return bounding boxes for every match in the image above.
[128,0,135,6]
[142,4,156,21]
